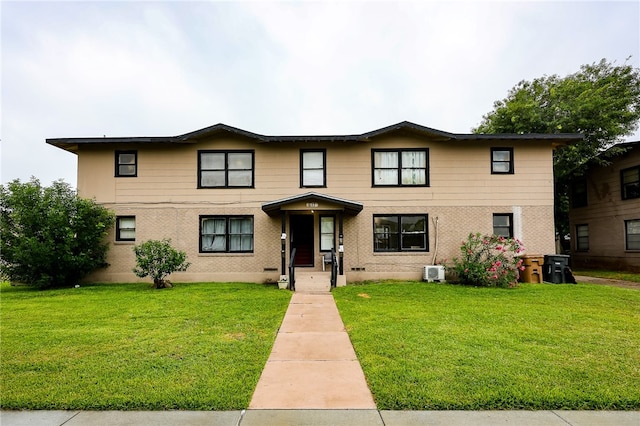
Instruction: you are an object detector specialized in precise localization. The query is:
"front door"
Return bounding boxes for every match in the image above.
[290,215,314,267]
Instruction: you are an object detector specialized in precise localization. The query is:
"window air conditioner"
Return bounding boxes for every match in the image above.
[423,265,445,282]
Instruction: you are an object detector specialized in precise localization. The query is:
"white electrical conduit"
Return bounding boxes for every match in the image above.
[431,216,439,265]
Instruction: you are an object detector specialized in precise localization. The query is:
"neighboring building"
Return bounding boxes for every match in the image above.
[47,121,581,284]
[568,141,640,272]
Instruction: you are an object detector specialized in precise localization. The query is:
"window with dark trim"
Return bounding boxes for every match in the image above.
[301,149,326,187]
[575,224,589,251]
[625,219,640,250]
[571,179,588,208]
[198,150,254,188]
[200,216,253,253]
[319,215,335,251]
[372,149,429,186]
[621,166,640,200]
[373,214,428,252]
[493,213,513,238]
[116,216,136,241]
[491,148,514,174]
[115,151,137,177]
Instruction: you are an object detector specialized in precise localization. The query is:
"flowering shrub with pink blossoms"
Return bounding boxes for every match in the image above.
[451,233,525,288]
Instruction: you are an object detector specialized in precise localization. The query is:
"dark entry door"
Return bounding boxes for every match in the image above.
[291,215,314,267]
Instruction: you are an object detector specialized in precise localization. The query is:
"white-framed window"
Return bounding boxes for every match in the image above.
[319,215,335,251]
[372,149,428,186]
[116,216,135,241]
[198,151,254,188]
[301,150,326,187]
[200,216,253,253]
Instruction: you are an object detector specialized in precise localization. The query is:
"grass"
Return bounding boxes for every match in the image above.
[573,269,640,283]
[0,282,291,410]
[333,280,640,410]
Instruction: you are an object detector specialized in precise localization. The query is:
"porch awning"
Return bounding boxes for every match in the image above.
[261,192,364,216]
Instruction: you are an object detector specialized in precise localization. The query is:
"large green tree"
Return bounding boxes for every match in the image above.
[474,58,640,237]
[0,178,114,288]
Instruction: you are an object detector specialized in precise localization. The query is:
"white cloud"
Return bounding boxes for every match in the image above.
[2,0,638,186]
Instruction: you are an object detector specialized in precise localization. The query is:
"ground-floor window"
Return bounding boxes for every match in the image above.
[200,216,253,253]
[625,219,640,250]
[319,215,335,251]
[575,224,589,251]
[116,216,136,241]
[493,213,513,238]
[373,214,428,252]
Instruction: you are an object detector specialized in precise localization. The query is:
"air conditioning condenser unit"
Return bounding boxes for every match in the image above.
[423,265,445,282]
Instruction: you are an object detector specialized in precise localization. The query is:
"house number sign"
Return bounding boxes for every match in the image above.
[306,202,319,208]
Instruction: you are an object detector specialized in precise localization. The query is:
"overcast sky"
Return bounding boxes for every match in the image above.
[2,0,639,187]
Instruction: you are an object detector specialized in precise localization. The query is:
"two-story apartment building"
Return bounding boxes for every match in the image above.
[47,121,581,284]
[568,141,640,272]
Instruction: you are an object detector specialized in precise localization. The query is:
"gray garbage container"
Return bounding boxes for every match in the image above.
[543,254,571,283]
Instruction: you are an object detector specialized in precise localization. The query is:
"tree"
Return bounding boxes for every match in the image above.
[474,58,640,236]
[132,239,190,288]
[0,178,114,288]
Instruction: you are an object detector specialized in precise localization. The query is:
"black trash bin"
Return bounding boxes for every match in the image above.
[543,254,571,283]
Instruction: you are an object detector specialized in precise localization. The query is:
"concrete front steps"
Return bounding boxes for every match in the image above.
[293,271,331,293]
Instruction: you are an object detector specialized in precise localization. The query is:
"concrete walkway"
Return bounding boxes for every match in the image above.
[249,292,376,409]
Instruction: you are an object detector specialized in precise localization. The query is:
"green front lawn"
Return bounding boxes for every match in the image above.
[334,281,640,410]
[0,282,291,410]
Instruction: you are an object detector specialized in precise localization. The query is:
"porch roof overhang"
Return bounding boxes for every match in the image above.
[261,192,364,216]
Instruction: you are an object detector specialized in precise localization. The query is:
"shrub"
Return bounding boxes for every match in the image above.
[0,178,114,288]
[133,239,190,288]
[451,233,525,288]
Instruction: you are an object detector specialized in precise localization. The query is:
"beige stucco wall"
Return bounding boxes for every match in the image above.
[569,147,640,272]
[78,133,558,283]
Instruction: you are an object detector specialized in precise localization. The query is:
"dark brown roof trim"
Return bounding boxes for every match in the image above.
[262,192,364,216]
[47,121,583,153]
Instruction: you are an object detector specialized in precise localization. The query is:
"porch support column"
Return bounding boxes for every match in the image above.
[338,211,344,275]
[281,211,287,275]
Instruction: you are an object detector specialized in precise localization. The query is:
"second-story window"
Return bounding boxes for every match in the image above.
[372,149,428,186]
[491,148,514,174]
[571,179,588,208]
[198,150,254,188]
[301,150,326,187]
[115,151,137,177]
[621,166,640,200]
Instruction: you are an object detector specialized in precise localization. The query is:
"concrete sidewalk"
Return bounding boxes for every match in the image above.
[2,409,639,425]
